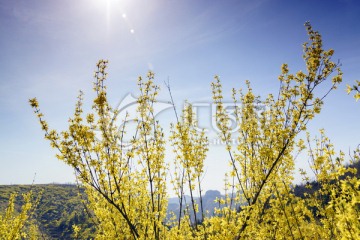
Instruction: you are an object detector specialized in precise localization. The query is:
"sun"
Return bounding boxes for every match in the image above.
[90,0,135,36]
[89,0,123,32]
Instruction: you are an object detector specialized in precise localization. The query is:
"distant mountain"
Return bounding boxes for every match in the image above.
[167,190,243,223]
[167,190,223,219]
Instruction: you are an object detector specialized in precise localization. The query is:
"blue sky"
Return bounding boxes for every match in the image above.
[0,0,359,193]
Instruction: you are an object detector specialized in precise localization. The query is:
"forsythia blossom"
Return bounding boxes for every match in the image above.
[28,23,359,239]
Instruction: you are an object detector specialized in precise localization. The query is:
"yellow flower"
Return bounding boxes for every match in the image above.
[346,84,353,94]
[29,98,39,108]
[355,92,360,101]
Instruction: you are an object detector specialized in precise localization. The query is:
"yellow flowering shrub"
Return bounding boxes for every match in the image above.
[0,191,40,240]
[169,102,208,233]
[29,22,359,239]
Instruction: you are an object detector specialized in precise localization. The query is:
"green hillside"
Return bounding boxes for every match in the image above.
[0,184,95,239]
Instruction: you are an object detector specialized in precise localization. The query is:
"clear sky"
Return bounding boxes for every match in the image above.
[1,0,359,194]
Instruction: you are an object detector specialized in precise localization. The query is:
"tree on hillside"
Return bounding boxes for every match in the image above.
[29,22,359,239]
